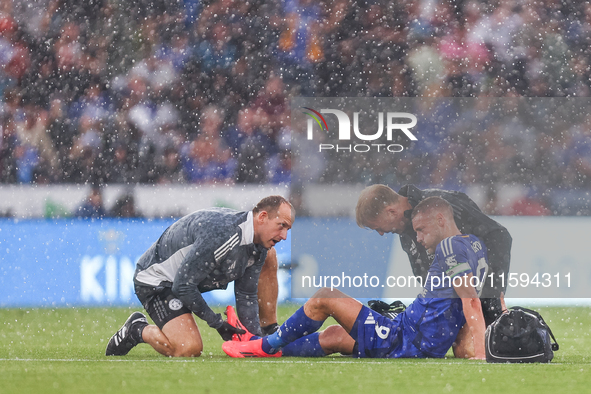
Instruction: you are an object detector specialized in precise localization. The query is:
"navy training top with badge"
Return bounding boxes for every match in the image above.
[399,234,489,358]
[134,208,268,334]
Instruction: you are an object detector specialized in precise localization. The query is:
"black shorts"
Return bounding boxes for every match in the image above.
[481,297,503,327]
[135,283,192,329]
[481,228,512,297]
[480,228,512,327]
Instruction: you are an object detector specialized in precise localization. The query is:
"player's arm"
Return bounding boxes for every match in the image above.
[453,322,474,358]
[500,291,507,313]
[454,273,486,360]
[171,244,247,340]
[171,243,222,328]
[234,256,265,335]
[258,247,278,329]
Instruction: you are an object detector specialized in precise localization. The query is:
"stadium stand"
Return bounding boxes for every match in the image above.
[0,0,590,216]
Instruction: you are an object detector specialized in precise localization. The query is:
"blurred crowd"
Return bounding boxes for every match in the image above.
[0,0,292,186]
[0,0,590,214]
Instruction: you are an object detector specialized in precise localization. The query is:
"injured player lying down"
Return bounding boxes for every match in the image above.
[223,196,488,359]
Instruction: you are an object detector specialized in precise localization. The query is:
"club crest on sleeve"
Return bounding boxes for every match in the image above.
[445,255,457,268]
[169,298,183,311]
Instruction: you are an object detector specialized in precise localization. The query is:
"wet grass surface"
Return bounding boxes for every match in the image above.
[1,305,589,394]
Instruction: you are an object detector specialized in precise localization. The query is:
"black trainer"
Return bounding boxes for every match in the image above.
[105,312,148,356]
[368,300,406,320]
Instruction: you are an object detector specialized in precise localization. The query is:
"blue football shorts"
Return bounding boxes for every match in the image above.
[349,305,425,358]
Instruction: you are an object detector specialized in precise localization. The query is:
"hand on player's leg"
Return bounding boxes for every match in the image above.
[224,305,255,342]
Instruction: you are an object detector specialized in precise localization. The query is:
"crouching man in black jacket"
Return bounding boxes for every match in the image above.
[356,184,511,327]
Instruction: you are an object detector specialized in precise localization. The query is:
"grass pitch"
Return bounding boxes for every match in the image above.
[1,305,589,394]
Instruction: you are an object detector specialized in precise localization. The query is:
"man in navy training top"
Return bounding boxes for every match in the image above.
[222,196,487,359]
[105,195,294,357]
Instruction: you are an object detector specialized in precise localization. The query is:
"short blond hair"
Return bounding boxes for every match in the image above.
[355,184,402,228]
[411,196,453,220]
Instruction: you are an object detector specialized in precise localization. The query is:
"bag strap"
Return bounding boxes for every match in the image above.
[510,306,559,351]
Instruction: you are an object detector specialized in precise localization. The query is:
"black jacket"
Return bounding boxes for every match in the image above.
[398,185,512,297]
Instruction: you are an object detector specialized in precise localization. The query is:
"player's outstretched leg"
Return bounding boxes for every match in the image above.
[223,304,322,358]
[225,305,255,342]
[223,288,361,358]
[106,312,149,356]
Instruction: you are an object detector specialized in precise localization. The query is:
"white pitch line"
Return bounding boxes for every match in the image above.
[0,358,571,365]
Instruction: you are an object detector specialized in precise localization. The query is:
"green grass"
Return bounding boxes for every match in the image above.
[1,305,590,394]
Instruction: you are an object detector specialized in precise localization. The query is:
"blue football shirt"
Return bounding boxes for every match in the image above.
[401,234,489,357]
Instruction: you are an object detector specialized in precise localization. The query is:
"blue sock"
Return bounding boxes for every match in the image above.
[281,332,326,357]
[262,307,324,353]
